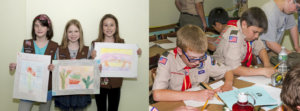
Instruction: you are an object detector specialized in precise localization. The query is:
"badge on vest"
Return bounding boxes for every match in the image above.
[211,57,216,66]
[198,70,205,75]
[25,40,31,46]
[229,36,237,43]
[159,57,168,65]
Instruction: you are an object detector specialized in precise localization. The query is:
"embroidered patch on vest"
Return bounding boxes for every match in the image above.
[25,40,31,46]
[229,36,237,43]
[198,70,205,75]
[159,57,168,65]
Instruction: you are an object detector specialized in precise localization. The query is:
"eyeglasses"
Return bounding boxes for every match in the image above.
[182,50,207,63]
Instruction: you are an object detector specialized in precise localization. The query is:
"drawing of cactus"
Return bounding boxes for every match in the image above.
[82,76,93,89]
[60,69,71,89]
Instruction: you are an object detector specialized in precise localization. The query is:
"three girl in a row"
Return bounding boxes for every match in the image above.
[9,13,141,111]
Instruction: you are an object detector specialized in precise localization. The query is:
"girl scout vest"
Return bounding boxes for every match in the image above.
[92,39,125,89]
[58,46,89,60]
[23,39,58,90]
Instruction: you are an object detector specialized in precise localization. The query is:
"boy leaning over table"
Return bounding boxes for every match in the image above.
[152,24,234,102]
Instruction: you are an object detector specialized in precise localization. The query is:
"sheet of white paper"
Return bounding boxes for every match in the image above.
[237,76,271,85]
[149,42,156,48]
[52,60,100,96]
[183,81,228,107]
[94,43,138,78]
[157,43,176,49]
[167,37,177,43]
[13,52,51,102]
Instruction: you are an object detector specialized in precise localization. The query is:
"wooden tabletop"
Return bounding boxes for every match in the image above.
[151,78,279,111]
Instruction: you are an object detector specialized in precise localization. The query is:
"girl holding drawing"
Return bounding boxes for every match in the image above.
[90,14,142,111]
[9,14,58,111]
[53,19,91,111]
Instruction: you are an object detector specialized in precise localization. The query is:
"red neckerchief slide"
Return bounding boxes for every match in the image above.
[182,66,192,91]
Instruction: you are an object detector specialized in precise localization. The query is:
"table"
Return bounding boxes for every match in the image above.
[151,78,279,111]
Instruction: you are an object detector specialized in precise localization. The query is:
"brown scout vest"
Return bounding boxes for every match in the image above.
[58,46,89,60]
[92,39,125,89]
[23,39,58,91]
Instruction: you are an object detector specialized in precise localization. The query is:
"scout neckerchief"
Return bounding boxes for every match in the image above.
[181,66,192,91]
[241,41,253,67]
[173,47,192,91]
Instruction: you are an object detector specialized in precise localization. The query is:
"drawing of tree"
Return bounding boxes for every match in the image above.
[60,69,71,89]
[82,76,93,89]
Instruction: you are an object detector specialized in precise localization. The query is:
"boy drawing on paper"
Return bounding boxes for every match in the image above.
[213,7,276,77]
[278,66,300,111]
[152,24,234,102]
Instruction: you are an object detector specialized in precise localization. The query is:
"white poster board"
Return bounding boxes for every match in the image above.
[52,60,100,96]
[94,43,138,78]
[13,52,51,102]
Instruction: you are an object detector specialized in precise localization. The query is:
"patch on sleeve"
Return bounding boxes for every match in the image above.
[159,57,168,65]
[229,36,237,43]
[198,70,205,75]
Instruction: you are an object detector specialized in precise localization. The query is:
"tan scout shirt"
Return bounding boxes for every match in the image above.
[176,0,204,15]
[213,20,265,70]
[152,50,230,91]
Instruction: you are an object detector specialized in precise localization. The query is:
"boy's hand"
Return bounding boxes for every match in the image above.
[137,48,142,55]
[91,50,97,59]
[191,89,215,101]
[220,84,233,92]
[48,64,55,71]
[262,67,276,78]
[9,63,16,71]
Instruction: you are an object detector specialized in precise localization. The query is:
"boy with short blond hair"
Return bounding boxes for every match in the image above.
[152,24,233,102]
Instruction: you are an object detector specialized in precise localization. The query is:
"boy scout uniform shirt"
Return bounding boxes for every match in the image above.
[213,20,265,70]
[176,0,204,15]
[152,50,230,91]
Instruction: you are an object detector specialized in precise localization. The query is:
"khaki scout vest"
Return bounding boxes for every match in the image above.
[23,39,58,91]
[58,46,89,60]
[92,39,125,89]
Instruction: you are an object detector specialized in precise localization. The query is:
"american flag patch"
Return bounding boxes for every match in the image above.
[229,36,237,43]
[159,57,168,65]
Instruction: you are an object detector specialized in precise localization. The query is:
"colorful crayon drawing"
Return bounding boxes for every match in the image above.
[100,48,133,72]
[94,43,138,78]
[52,60,100,96]
[59,66,94,90]
[18,60,44,94]
[13,52,51,102]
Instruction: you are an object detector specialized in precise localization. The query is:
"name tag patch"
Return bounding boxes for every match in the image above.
[198,70,205,75]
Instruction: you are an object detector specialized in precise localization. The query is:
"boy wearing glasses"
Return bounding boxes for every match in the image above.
[260,0,300,54]
[213,7,276,77]
[152,24,234,102]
